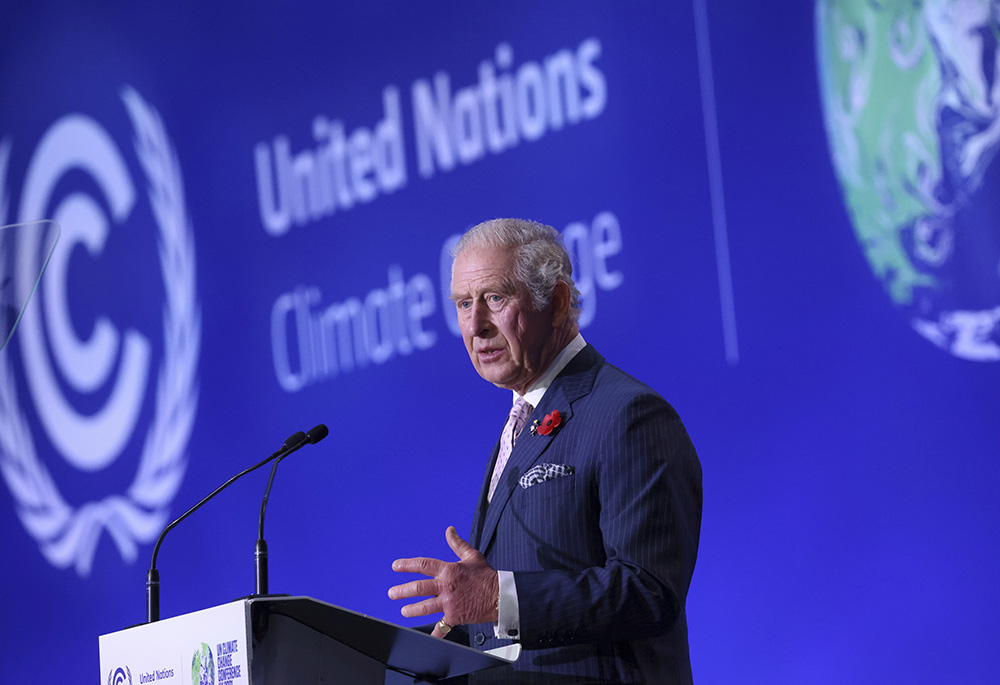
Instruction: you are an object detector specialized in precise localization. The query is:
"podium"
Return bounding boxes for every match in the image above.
[99,596,516,684]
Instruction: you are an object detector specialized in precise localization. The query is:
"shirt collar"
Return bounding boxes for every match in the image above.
[514,333,587,409]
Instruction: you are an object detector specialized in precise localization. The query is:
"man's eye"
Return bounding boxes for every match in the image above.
[488,294,503,304]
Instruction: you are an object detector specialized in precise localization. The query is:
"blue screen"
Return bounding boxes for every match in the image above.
[1,2,998,683]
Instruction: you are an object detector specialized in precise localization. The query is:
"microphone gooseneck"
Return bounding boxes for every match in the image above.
[255,424,328,596]
[145,428,309,623]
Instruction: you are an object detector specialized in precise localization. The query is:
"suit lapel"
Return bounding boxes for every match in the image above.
[475,345,604,556]
[470,440,500,548]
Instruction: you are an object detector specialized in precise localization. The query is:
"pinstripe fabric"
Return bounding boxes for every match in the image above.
[467,345,702,684]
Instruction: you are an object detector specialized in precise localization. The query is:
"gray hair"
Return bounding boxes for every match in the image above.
[452,218,581,323]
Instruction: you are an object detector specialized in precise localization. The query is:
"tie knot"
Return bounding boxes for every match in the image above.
[511,397,532,422]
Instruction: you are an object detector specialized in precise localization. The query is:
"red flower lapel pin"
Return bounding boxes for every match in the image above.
[530,410,562,436]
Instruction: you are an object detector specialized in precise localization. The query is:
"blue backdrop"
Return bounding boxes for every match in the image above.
[2,2,998,683]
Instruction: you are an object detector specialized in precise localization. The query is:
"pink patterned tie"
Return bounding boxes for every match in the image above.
[488,397,532,502]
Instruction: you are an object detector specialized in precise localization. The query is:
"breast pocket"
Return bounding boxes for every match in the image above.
[508,469,602,568]
[516,471,578,504]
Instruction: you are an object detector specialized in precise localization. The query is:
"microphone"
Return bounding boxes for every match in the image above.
[255,424,328,595]
[145,427,317,623]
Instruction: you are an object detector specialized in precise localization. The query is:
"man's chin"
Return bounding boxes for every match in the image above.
[476,366,516,391]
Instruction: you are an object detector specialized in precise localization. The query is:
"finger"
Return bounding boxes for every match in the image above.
[431,621,451,639]
[399,597,442,619]
[444,525,480,562]
[392,556,445,576]
[387,578,439,601]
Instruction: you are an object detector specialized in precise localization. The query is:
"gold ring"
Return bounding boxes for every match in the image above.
[436,618,452,635]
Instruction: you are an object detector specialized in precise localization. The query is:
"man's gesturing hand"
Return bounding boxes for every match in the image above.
[388,526,499,638]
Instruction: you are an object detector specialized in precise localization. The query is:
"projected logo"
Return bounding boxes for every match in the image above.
[192,643,215,685]
[0,86,201,575]
[817,1,1000,360]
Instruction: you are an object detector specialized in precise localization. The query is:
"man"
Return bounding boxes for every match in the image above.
[389,218,702,683]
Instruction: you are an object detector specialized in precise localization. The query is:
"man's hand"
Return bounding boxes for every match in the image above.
[388,526,499,638]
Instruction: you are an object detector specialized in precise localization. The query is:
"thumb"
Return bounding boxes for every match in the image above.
[445,525,479,561]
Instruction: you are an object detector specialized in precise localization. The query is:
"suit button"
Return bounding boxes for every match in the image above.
[474,632,486,645]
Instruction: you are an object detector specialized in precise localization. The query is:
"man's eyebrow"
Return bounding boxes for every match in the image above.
[449,278,519,302]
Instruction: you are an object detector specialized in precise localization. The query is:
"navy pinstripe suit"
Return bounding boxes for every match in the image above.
[465,344,702,684]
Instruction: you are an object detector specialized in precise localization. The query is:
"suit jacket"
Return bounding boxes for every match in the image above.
[466,345,702,684]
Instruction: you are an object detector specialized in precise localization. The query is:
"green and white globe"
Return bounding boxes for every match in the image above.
[817,0,1000,360]
[191,642,215,685]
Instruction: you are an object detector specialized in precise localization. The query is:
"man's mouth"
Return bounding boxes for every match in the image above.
[476,346,504,363]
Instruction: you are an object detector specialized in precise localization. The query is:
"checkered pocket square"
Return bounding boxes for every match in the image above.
[519,463,575,489]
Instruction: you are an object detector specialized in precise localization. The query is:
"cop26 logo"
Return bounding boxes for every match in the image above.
[0,86,200,575]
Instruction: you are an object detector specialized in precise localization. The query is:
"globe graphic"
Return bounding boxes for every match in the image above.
[816,0,1000,360]
[191,643,215,685]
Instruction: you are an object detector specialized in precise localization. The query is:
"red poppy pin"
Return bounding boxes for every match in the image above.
[531,410,562,436]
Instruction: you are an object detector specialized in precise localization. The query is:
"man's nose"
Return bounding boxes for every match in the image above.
[467,301,492,337]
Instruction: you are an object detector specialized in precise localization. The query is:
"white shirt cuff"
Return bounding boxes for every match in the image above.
[493,570,520,640]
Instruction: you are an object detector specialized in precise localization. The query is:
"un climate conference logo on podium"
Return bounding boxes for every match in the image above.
[0,86,201,575]
[192,643,215,685]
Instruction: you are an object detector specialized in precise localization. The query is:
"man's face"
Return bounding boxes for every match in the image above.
[450,245,555,394]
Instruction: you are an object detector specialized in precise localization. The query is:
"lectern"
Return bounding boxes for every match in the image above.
[99,596,516,684]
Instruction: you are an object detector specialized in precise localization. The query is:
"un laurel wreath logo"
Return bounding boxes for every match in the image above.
[108,666,133,685]
[0,86,201,575]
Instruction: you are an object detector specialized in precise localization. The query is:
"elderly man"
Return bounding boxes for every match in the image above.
[389,218,702,683]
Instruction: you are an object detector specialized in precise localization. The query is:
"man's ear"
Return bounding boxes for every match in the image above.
[550,280,571,327]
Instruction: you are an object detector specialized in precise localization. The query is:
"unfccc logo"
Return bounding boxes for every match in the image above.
[0,86,200,575]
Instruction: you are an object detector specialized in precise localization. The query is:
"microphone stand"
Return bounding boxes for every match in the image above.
[145,431,306,623]
[254,457,286,596]
[254,424,328,596]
